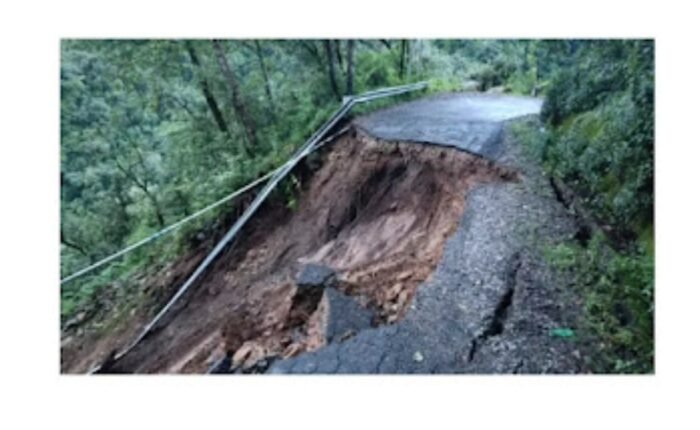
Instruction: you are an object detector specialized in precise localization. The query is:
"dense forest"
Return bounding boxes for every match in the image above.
[61,39,653,372]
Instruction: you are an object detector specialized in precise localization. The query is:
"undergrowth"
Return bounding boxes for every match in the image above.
[543,234,653,373]
[513,105,654,374]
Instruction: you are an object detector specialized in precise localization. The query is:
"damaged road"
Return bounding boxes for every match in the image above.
[61,93,584,374]
[268,139,583,373]
[269,93,583,374]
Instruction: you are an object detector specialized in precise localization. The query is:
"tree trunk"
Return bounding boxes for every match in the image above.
[405,40,412,78]
[531,42,540,96]
[334,40,344,70]
[212,40,257,155]
[399,40,413,80]
[184,41,230,135]
[346,40,354,95]
[323,40,341,101]
[254,40,276,118]
[399,40,407,79]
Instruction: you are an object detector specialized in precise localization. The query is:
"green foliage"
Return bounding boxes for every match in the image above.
[541,40,653,126]
[553,96,652,230]
[426,77,464,93]
[541,42,623,124]
[513,40,654,372]
[276,174,301,211]
[354,49,403,90]
[539,40,654,236]
[473,58,517,91]
[544,234,654,373]
[514,41,653,239]
[510,119,550,162]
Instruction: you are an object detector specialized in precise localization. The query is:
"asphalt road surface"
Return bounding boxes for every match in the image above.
[355,92,542,159]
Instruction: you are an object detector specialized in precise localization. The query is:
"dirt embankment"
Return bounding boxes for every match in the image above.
[61,129,516,374]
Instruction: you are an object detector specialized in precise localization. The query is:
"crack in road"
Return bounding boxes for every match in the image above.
[467,252,522,362]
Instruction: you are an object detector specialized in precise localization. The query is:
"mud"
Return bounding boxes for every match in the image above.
[61,128,516,374]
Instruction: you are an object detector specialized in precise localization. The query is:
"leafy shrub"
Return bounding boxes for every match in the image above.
[544,234,654,373]
[515,39,654,373]
[354,49,402,91]
[426,77,463,93]
[472,57,517,91]
[541,40,633,125]
[541,40,654,237]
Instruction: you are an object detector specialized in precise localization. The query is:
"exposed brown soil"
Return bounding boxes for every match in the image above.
[61,129,516,374]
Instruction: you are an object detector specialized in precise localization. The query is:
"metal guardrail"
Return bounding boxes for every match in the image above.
[87,81,428,372]
[62,127,349,285]
[63,82,427,286]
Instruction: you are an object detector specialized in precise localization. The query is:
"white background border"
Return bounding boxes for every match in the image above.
[0,0,697,428]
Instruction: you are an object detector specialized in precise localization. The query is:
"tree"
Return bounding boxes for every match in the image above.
[296,40,324,69]
[254,40,276,117]
[334,40,344,70]
[185,41,230,135]
[346,40,355,95]
[212,39,258,154]
[399,40,409,80]
[323,40,341,100]
[379,39,392,51]
[113,146,166,228]
[61,230,88,258]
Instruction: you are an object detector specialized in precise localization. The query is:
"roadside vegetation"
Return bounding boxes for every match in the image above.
[512,40,654,373]
[61,39,654,372]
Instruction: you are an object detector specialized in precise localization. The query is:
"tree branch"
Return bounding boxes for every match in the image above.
[61,231,88,257]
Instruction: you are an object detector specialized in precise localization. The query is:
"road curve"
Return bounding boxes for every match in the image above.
[355,92,542,159]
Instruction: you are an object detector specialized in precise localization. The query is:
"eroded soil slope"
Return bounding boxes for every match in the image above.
[63,129,515,374]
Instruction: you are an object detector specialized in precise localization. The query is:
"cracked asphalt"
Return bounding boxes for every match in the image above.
[269,93,583,374]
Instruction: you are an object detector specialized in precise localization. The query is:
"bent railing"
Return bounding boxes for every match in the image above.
[86,81,428,371]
